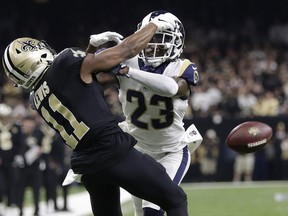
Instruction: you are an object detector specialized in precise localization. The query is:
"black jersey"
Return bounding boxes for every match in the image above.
[32,48,136,174]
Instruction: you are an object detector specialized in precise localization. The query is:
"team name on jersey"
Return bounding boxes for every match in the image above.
[33,81,50,109]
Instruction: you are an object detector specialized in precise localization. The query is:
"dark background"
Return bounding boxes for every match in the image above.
[2,0,288,51]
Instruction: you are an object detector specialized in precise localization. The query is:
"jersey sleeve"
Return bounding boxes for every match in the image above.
[47,48,86,87]
[178,59,200,86]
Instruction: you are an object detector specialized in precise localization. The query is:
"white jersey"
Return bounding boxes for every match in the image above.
[117,56,199,153]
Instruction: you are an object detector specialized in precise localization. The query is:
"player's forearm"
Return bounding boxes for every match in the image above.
[127,67,178,97]
[120,23,157,59]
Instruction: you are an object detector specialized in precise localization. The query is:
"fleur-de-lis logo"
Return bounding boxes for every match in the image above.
[248,126,259,136]
[20,40,38,52]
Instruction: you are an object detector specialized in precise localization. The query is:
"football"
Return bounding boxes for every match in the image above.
[226,121,273,154]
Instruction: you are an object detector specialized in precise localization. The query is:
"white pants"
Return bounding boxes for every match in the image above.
[131,145,191,216]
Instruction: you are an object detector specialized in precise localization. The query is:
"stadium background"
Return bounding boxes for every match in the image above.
[1,0,288,182]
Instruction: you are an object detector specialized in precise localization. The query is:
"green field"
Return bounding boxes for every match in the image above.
[121,181,288,216]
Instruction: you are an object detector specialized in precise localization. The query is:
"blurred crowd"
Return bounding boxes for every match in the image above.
[182,24,288,119]
[0,103,72,216]
[1,1,288,120]
[1,0,288,214]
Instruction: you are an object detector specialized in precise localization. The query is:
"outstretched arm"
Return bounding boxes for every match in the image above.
[120,67,190,98]
[81,13,175,83]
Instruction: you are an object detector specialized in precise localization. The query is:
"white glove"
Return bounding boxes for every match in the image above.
[150,13,175,31]
[62,169,82,186]
[90,31,123,47]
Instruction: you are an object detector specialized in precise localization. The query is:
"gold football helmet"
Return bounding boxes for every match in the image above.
[2,37,55,89]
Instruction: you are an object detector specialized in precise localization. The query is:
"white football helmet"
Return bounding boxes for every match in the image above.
[2,37,55,89]
[138,10,185,68]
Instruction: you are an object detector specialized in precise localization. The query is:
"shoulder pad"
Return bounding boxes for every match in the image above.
[179,60,200,86]
[54,47,85,67]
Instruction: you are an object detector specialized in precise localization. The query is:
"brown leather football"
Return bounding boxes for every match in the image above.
[226,121,273,154]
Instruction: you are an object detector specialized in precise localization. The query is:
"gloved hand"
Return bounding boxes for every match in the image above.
[90,31,123,47]
[150,13,175,31]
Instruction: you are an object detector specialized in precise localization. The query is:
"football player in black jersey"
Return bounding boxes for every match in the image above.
[2,13,188,216]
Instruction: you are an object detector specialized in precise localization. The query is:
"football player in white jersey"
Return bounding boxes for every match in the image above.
[88,10,203,216]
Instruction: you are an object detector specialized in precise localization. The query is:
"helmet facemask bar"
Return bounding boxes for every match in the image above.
[139,32,173,66]
[40,40,57,57]
[139,29,183,67]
